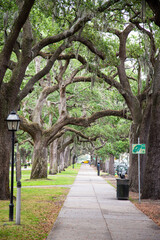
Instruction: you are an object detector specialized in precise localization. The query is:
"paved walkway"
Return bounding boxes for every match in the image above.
[47,164,160,240]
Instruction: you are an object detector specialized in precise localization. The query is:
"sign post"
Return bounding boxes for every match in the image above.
[138,138,141,204]
[132,138,146,204]
[16,146,21,225]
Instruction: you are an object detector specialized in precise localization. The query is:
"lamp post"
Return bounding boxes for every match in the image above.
[6,111,20,221]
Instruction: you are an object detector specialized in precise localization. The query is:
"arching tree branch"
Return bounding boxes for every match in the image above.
[0,0,35,87]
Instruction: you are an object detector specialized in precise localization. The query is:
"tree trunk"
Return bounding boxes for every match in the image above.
[129,103,159,196]
[105,160,109,173]
[102,161,106,172]
[129,54,160,198]
[30,140,48,179]
[57,149,61,173]
[49,140,58,175]
[0,121,11,199]
[59,151,65,172]
[69,149,72,166]
[64,146,70,168]
[20,148,27,165]
[142,96,160,199]
[141,55,160,199]
[109,154,115,175]
[129,101,151,192]
[0,93,16,200]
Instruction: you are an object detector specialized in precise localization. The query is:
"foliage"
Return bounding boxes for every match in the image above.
[95,118,130,159]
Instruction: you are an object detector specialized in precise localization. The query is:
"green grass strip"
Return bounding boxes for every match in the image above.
[0,187,69,240]
[11,164,81,187]
[0,164,81,239]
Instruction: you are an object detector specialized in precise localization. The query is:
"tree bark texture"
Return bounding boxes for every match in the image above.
[59,151,65,172]
[142,54,160,199]
[0,88,19,199]
[109,154,115,175]
[20,148,27,165]
[0,122,11,199]
[49,140,58,175]
[30,140,48,179]
[64,146,71,168]
[129,104,151,193]
[142,94,160,199]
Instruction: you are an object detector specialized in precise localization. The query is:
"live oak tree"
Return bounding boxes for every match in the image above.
[0,0,122,199]
[19,54,130,179]
[0,0,35,200]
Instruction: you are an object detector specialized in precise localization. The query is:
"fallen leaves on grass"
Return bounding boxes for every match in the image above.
[0,188,69,240]
[39,195,67,236]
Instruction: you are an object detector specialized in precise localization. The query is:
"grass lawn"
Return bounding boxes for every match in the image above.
[0,164,81,240]
[13,164,81,187]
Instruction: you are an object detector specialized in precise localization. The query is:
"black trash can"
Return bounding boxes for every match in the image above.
[116,179,129,200]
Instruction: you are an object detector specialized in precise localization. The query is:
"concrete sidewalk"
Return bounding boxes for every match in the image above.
[47,164,160,240]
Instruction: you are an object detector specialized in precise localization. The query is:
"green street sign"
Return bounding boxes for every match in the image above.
[132,144,146,154]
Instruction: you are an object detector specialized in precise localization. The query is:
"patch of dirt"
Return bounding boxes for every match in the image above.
[40,190,69,239]
[134,200,160,226]
[101,173,160,227]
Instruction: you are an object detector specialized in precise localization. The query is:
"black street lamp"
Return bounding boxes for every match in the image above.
[6,111,20,221]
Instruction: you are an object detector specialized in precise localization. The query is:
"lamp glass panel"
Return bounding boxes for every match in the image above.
[7,121,19,131]
[7,121,13,130]
[12,121,18,130]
